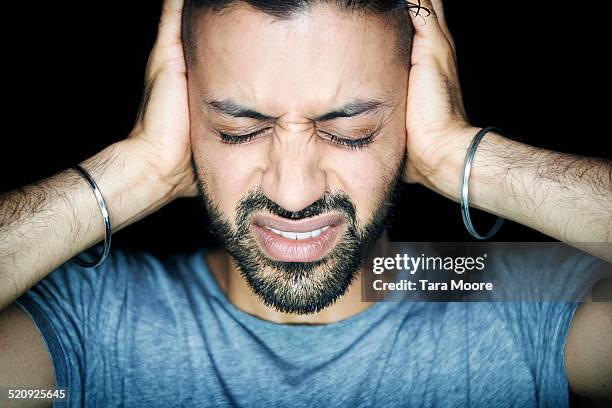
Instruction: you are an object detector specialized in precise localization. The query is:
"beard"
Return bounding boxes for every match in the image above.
[193,155,405,315]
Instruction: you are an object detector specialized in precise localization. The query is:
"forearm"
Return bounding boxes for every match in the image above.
[424,127,612,261]
[0,139,177,310]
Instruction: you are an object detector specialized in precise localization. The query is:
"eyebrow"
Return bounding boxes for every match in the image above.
[202,98,391,121]
[205,99,274,121]
[314,100,390,121]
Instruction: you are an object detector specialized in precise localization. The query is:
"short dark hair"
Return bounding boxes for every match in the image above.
[182,0,424,68]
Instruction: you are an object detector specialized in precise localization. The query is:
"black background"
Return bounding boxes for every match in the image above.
[1,2,610,406]
[2,1,610,257]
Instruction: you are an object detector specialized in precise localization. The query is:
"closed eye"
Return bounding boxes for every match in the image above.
[218,128,271,145]
[218,128,377,149]
[318,130,376,150]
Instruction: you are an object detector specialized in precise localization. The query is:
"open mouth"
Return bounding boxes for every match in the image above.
[250,212,345,262]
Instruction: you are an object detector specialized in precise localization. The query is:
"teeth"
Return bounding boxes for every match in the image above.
[265,226,330,240]
[281,231,297,239]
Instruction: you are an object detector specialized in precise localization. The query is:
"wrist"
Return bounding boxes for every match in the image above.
[417,126,511,215]
[81,139,179,232]
[415,125,480,198]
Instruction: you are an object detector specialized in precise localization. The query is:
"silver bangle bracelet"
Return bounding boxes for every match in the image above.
[72,164,112,268]
[460,127,505,240]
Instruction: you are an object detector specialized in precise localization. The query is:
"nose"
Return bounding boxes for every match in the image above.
[261,125,327,213]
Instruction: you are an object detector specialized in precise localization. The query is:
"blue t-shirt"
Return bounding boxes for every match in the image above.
[15,247,602,407]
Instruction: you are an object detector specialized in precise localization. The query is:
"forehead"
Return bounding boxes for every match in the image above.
[189,3,407,117]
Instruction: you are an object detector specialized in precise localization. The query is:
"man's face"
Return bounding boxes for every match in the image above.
[187,3,409,314]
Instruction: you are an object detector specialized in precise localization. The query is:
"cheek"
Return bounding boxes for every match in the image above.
[191,121,265,219]
[322,130,405,224]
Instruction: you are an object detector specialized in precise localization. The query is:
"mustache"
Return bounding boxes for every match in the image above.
[235,188,357,227]
[191,153,356,222]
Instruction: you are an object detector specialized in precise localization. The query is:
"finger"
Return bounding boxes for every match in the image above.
[157,0,185,48]
[430,0,455,51]
[406,0,455,55]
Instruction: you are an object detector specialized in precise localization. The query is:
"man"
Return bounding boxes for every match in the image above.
[0,0,610,406]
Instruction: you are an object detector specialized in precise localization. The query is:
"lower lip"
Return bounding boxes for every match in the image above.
[251,223,343,262]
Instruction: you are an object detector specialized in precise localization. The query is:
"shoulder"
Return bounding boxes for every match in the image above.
[94,247,210,298]
[22,246,210,319]
[485,242,606,302]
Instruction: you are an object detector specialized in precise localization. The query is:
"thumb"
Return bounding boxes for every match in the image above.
[157,0,185,48]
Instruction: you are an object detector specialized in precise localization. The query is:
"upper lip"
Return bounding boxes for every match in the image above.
[251,212,344,233]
